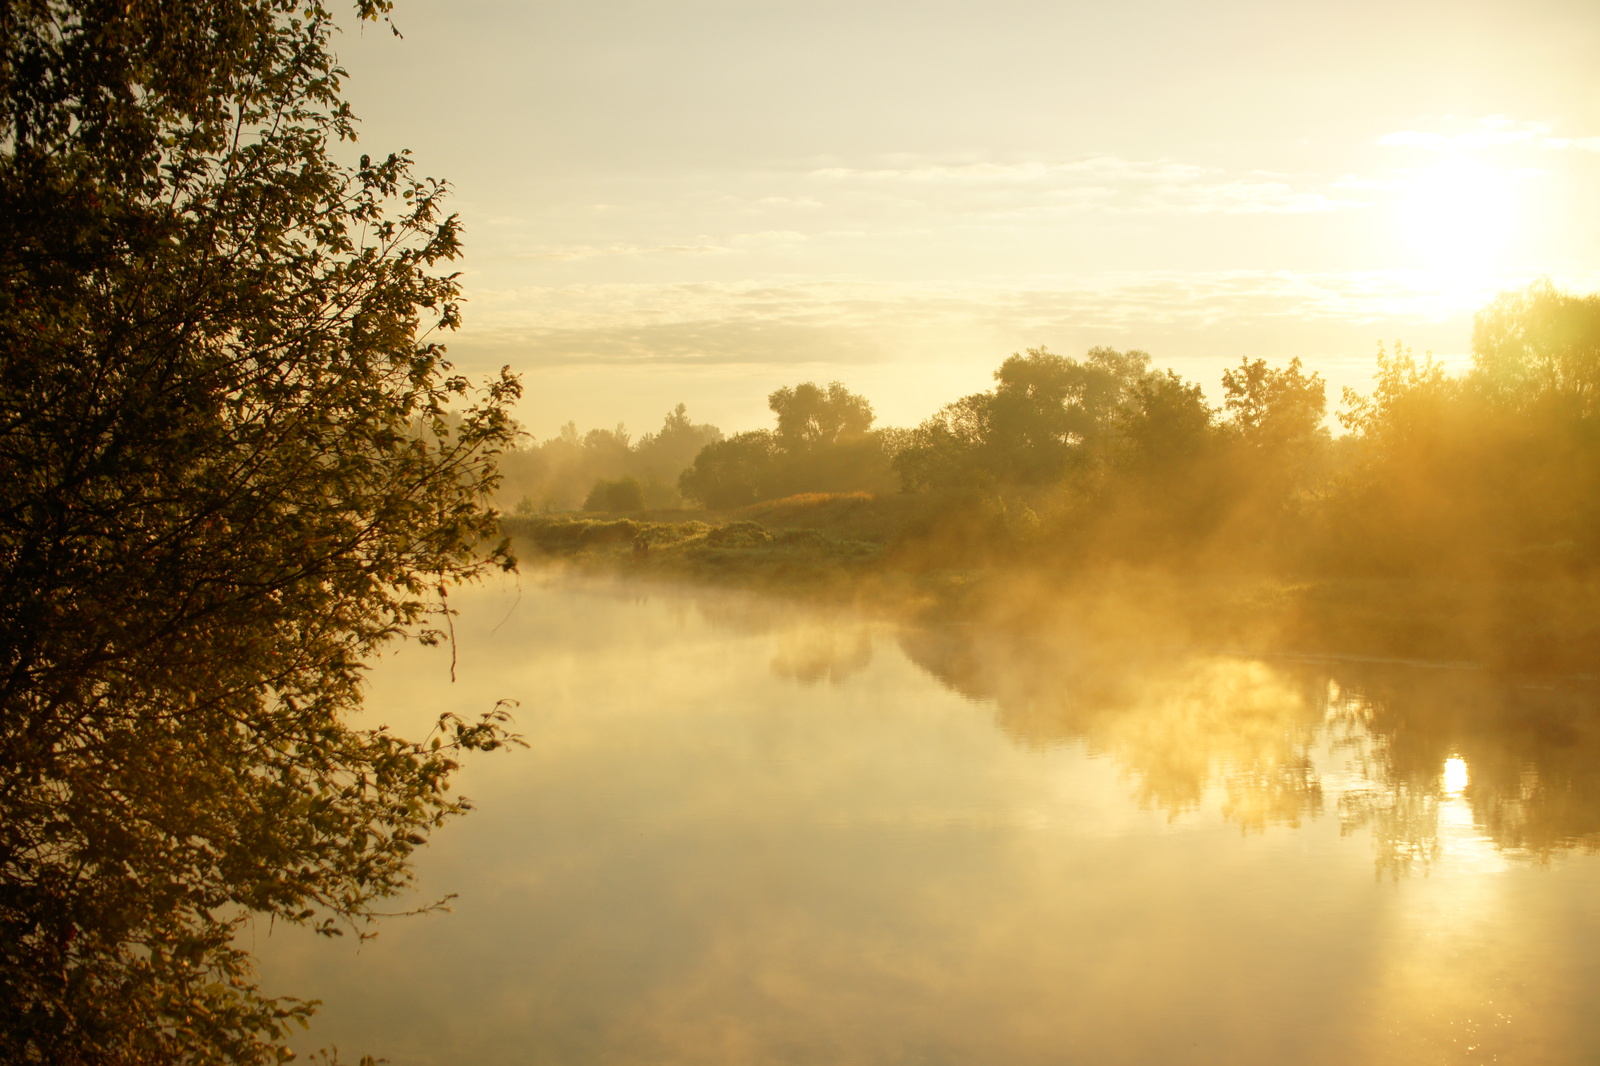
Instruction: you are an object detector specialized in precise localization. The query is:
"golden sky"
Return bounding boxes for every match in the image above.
[339,0,1600,438]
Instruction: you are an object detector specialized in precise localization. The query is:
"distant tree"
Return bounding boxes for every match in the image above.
[1324,344,1470,574]
[987,346,1155,480]
[633,404,723,505]
[1338,342,1452,445]
[893,393,996,492]
[1209,356,1332,555]
[675,384,900,507]
[895,346,1156,490]
[1326,283,1600,575]
[1220,356,1327,449]
[0,2,519,1062]
[769,381,875,451]
[1471,278,1600,416]
[679,431,780,508]
[496,406,722,511]
[585,423,633,454]
[1115,370,1215,475]
[584,476,647,512]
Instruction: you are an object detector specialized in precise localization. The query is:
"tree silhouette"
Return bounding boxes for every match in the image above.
[679,430,780,508]
[1220,356,1327,449]
[678,383,895,507]
[769,381,875,450]
[0,2,519,1061]
[895,346,1156,489]
[1472,279,1600,415]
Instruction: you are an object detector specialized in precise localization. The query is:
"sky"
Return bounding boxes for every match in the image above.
[335,0,1600,439]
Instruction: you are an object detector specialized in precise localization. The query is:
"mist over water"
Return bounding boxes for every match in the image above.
[257,576,1600,1065]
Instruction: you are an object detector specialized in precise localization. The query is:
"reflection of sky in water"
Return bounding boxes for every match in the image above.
[255,576,1600,1066]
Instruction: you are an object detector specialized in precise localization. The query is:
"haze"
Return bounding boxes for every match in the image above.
[336,0,1600,436]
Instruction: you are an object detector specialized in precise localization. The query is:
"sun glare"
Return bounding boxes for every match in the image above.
[1442,756,1470,796]
[1395,158,1522,278]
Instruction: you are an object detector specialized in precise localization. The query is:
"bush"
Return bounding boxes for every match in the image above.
[584,476,647,511]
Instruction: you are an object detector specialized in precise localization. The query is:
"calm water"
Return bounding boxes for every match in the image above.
[256,575,1600,1065]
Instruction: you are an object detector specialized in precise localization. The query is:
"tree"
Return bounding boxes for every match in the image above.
[677,384,897,507]
[1468,284,1600,560]
[1210,357,1331,555]
[1115,370,1215,475]
[678,430,779,508]
[892,393,996,492]
[1324,284,1600,575]
[631,404,722,506]
[1471,278,1600,416]
[768,381,874,451]
[584,477,647,512]
[987,346,1154,480]
[1220,356,1327,449]
[894,347,1156,490]
[496,406,723,512]
[1338,342,1451,444]
[0,2,520,1062]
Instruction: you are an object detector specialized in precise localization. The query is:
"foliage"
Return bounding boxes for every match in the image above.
[619,286,1600,584]
[500,404,722,511]
[1210,355,1330,548]
[677,383,898,508]
[1471,278,1600,415]
[503,510,886,595]
[1220,356,1327,449]
[0,1,520,1062]
[1114,370,1215,476]
[1337,342,1451,442]
[1324,282,1600,576]
[515,283,1600,670]
[889,393,996,492]
[768,381,874,450]
[635,403,727,486]
[584,476,647,512]
[678,430,780,508]
[895,347,1159,490]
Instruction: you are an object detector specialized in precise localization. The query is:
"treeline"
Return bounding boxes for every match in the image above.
[497,386,906,511]
[504,280,1600,581]
[498,403,722,511]
[678,382,907,507]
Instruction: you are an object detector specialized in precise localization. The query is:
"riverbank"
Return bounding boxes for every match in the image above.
[500,493,1600,675]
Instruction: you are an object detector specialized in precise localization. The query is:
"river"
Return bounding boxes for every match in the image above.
[256,573,1600,1065]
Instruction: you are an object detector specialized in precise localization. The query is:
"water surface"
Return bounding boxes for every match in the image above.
[257,575,1600,1065]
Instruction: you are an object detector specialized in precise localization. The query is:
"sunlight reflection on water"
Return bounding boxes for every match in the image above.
[255,574,1600,1066]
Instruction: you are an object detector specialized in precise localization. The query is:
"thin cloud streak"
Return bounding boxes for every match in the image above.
[1377,116,1600,153]
[509,231,812,262]
[516,243,727,261]
[810,156,1361,215]
[453,269,1600,368]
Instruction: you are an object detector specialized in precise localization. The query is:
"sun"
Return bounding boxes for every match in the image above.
[1394,157,1522,276]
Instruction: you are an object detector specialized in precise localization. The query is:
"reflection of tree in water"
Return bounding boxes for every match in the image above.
[672,591,878,685]
[898,623,1600,870]
[896,626,1327,828]
[770,625,874,685]
[1330,669,1600,873]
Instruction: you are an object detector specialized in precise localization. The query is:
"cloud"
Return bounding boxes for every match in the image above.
[1377,116,1600,153]
[449,270,1600,369]
[512,231,812,261]
[808,157,1361,215]
[514,243,728,261]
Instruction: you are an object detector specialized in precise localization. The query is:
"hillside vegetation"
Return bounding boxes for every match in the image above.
[503,281,1600,673]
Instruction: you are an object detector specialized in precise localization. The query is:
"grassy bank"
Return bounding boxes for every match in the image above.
[500,493,906,601]
[501,492,1600,674]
